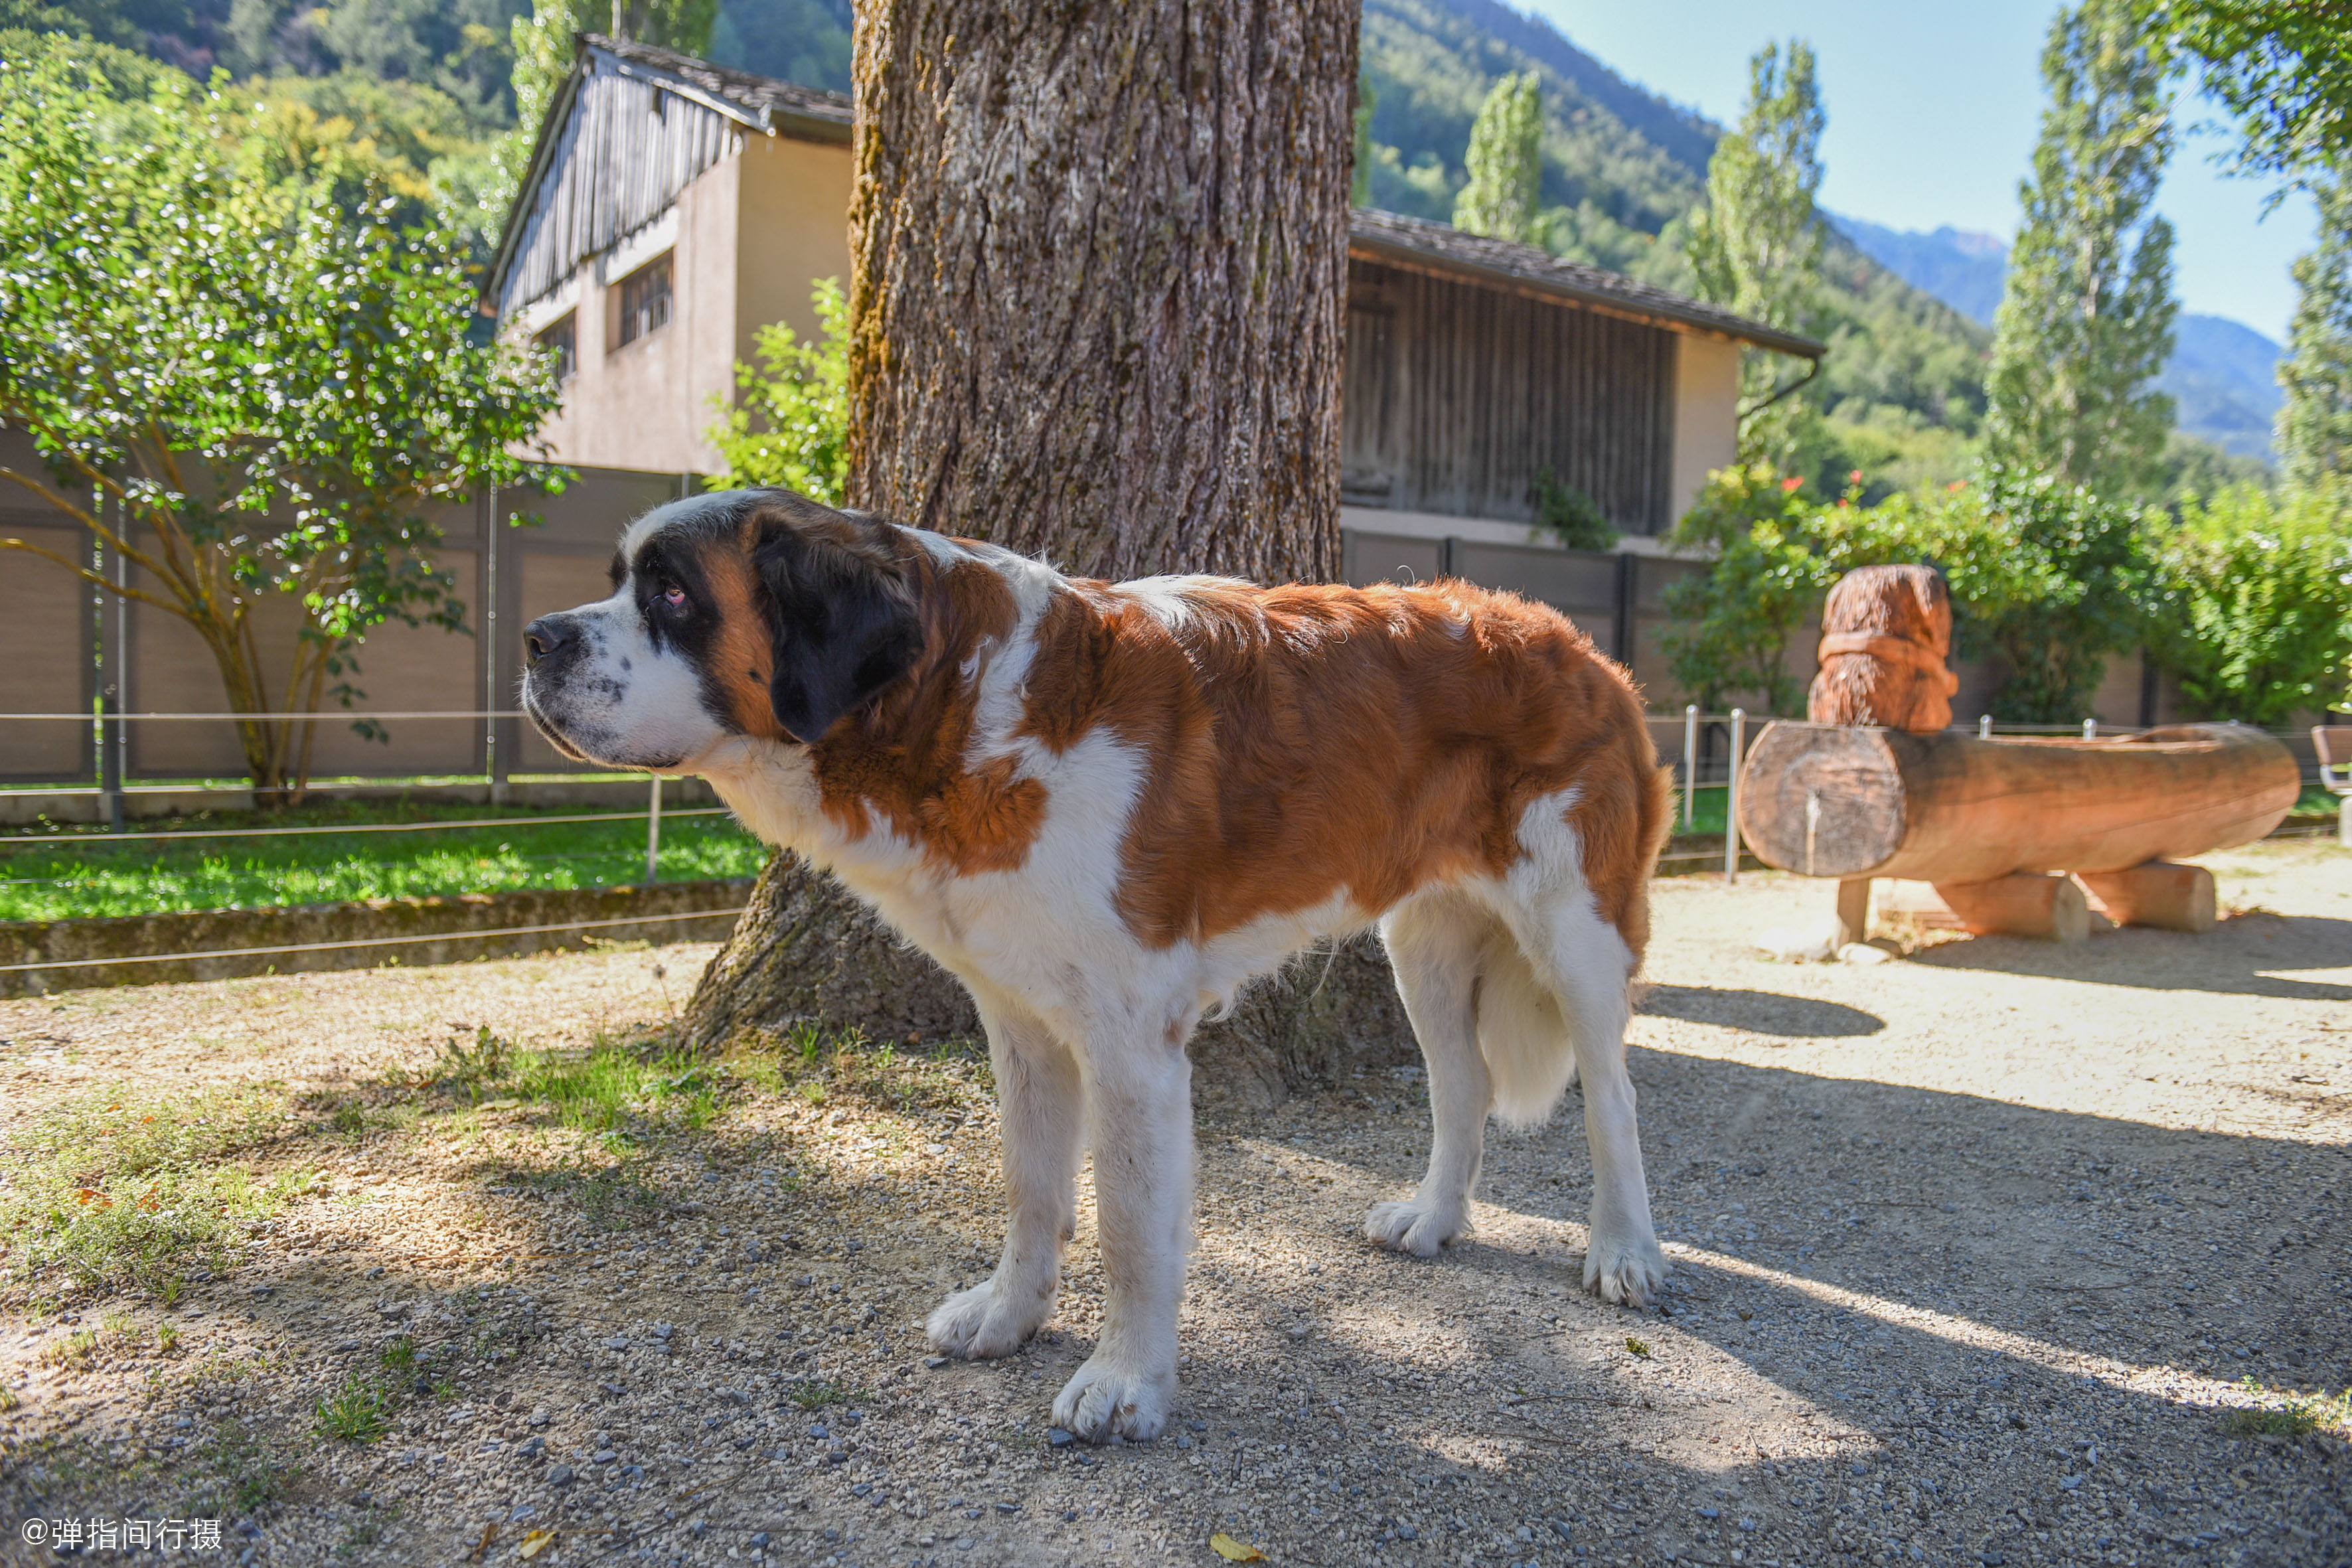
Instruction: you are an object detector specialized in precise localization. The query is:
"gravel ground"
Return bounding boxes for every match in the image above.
[0,838,2345,1568]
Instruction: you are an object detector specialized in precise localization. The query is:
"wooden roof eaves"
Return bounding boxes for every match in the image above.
[1345,232,1826,360]
[481,40,591,315]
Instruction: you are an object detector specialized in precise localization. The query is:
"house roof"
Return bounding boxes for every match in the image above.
[575,34,852,143]
[1347,209,1822,358]
[488,40,1822,362]
[483,35,851,316]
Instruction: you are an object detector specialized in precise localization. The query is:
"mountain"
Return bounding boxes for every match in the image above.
[2161,315,2285,460]
[1830,215,2282,461]
[1361,0,1995,496]
[1829,216,2008,325]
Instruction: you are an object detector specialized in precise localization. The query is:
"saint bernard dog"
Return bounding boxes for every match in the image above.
[520,487,1674,1443]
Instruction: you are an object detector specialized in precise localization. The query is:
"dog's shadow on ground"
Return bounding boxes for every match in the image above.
[1638,984,1885,1038]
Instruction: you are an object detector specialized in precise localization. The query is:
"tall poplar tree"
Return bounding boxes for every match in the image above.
[2276,161,2352,493]
[1453,72,1541,245]
[1986,0,2178,499]
[1686,40,1825,465]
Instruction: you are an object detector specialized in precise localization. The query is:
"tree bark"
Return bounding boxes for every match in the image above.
[844,0,1356,581]
[680,0,1388,1091]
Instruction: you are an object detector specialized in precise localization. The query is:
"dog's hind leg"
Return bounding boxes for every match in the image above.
[1518,892,1665,1307]
[1366,890,1493,1256]
[927,997,1082,1360]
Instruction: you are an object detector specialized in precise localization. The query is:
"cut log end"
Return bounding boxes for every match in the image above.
[2077,862,2217,934]
[1933,873,2090,945]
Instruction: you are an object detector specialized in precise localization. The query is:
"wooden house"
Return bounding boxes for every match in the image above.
[485,38,1822,686]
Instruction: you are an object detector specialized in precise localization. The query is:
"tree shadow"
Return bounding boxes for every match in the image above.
[1274,1044,2350,1565]
[1641,984,1886,1038]
[1903,912,2352,1002]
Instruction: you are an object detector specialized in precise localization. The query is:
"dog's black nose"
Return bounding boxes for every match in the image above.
[523,616,574,665]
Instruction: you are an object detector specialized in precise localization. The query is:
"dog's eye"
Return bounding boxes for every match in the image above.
[661,584,688,609]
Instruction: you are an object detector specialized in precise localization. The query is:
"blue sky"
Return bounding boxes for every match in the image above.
[1529,0,2315,341]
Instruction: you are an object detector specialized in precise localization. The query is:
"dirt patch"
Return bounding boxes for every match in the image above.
[0,841,2346,1568]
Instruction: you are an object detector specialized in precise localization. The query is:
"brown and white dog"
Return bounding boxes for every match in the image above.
[520,489,1674,1442]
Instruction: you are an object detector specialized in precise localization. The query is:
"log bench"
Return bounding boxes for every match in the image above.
[1737,720,2301,944]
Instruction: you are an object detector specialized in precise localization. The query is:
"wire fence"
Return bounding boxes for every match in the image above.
[0,706,2333,985]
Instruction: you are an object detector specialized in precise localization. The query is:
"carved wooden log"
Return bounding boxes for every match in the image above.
[1736,721,2300,884]
[1934,873,2092,943]
[1806,565,1959,733]
[2076,860,2217,933]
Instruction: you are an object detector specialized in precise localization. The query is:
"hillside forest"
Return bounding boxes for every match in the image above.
[7,0,2286,507]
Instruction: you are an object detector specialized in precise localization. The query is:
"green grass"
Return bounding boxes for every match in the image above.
[2221,1380,2352,1439]
[0,798,769,922]
[2290,784,2341,821]
[315,1373,392,1442]
[1671,785,1732,838]
[786,1378,852,1411]
[0,1084,307,1295]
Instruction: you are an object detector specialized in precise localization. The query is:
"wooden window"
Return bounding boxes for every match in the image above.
[615,254,673,348]
[534,312,576,381]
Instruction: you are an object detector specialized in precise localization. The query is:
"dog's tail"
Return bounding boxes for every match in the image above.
[1472,925,1577,1128]
[1476,761,1672,1130]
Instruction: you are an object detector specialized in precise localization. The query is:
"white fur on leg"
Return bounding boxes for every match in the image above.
[927,1273,1057,1360]
[1496,793,1668,1307]
[927,1000,1083,1361]
[1364,1196,1469,1255]
[1368,893,1493,1259]
[1052,1031,1192,1443]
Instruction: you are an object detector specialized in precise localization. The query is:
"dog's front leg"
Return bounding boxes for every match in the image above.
[927,1001,1082,1360]
[1052,1036,1192,1443]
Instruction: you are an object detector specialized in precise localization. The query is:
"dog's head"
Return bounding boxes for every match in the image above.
[519,489,923,770]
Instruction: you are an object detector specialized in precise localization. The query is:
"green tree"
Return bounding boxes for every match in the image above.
[1352,70,1377,207]
[1927,464,2156,721]
[707,277,851,505]
[1660,465,1837,714]
[2277,161,2352,493]
[1686,40,1826,466]
[2148,484,2352,724]
[0,43,564,799]
[1452,70,1541,244]
[2163,0,2352,177]
[509,0,714,136]
[1663,464,2154,721]
[1986,0,2178,499]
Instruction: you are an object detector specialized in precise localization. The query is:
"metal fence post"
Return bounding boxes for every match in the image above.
[1725,707,1746,884]
[1979,714,1992,740]
[2083,718,2098,740]
[1682,704,1698,828]
[98,688,123,834]
[645,773,663,885]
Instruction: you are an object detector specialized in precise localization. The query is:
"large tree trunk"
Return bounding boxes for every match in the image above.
[844,0,1355,580]
[680,0,1393,1093]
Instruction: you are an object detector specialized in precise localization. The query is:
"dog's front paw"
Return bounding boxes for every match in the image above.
[1052,1354,1173,1443]
[926,1275,1052,1360]
[1583,1230,1667,1307]
[1364,1197,1468,1257]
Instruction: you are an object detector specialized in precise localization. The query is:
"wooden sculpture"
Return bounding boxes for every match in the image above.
[1741,720,2298,942]
[1806,564,1959,733]
[1739,564,2300,946]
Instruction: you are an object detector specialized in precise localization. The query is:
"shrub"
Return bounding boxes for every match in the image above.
[2149,485,2352,726]
[1663,462,2160,722]
[708,277,852,505]
[1532,467,1618,551]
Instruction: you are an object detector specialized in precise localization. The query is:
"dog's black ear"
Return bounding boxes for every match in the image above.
[753,507,921,744]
